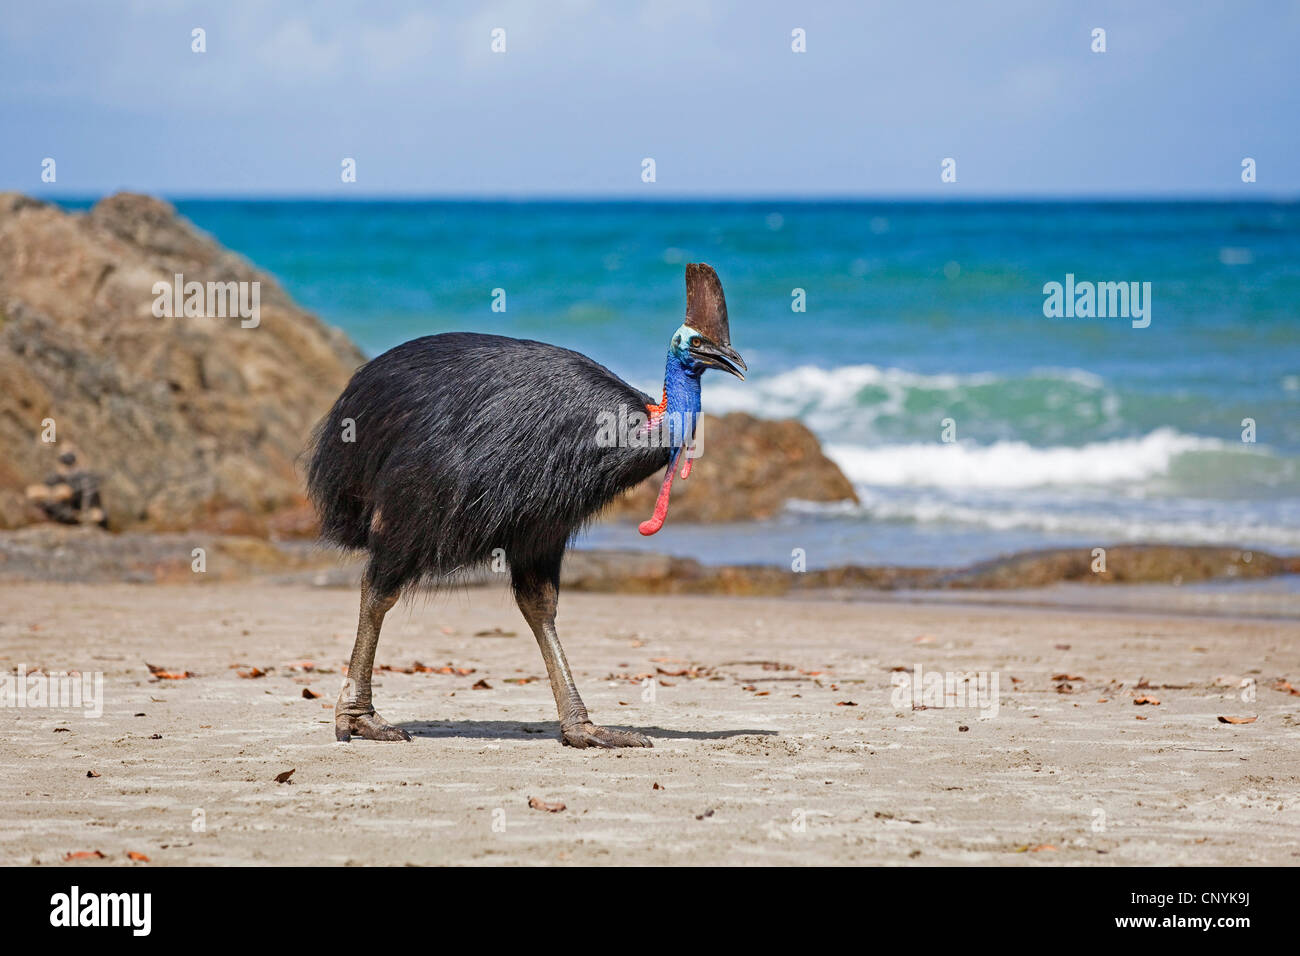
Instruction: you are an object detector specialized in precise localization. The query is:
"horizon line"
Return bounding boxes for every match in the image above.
[21,190,1299,205]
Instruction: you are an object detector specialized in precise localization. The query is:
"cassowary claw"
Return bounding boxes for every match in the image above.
[561,722,654,749]
[335,710,412,742]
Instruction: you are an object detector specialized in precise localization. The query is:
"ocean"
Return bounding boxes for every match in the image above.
[75,198,1300,568]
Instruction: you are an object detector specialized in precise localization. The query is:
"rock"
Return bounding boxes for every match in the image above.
[0,193,364,534]
[559,544,1296,595]
[560,551,934,595]
[0,524,338,584]
[601,411,858,524]
[937,544,1292,589]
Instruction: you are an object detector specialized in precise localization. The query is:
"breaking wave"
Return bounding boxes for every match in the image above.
[823,429,1236,489]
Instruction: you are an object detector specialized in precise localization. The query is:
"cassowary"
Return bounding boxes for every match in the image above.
[306,263,745,748]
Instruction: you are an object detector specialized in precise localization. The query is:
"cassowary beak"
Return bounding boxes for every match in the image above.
[690,338,747,380]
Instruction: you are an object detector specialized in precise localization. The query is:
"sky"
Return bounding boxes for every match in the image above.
[3,0,1297,198]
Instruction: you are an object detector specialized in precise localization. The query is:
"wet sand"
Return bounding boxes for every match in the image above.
[1,582,1297,865]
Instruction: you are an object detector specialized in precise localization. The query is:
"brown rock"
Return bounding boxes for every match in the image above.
[602,411,858,524]
[937,544,1289,588]
[0,193,363,533]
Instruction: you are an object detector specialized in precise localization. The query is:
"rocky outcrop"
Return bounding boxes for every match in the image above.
[0,193,364,533]
[0,524,335,584]
[559,548,931,594]
[933,544,1293,589]
[600,411,858,524]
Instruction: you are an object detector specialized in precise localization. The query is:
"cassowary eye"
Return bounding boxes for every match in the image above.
[689,336,701,348]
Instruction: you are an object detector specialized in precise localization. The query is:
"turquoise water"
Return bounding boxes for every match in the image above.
[103,200,1300,566]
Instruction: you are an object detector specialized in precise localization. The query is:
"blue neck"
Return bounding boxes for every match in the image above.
[661,353,702,447]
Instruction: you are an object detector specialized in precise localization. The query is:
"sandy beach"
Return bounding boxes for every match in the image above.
[3,580,1296,866]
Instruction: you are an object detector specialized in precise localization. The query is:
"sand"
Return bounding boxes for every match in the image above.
[1,581,1297,866]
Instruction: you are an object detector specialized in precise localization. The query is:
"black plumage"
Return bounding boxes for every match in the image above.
[307,332,668,595]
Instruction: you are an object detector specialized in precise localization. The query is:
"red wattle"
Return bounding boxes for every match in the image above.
[638,456,678,536]
[638,515,664,535]
[680,451,694,480]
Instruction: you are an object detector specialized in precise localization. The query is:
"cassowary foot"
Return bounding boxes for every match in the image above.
[335,710,411,742]
[561,721,653,749]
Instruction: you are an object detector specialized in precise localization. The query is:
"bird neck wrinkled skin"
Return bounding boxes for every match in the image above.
[637,329,706,537]
[647,343,703,450]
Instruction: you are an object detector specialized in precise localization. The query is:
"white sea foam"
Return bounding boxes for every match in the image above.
[702,362,1112,439]
[822,428,1230,489]
[707,362,1110,405]
[786,491,1300,549]
[706,362,1010,413]
[694,364,1297,552]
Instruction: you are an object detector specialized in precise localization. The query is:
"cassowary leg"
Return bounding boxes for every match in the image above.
[335,578,411,742]
[514,568,652,749]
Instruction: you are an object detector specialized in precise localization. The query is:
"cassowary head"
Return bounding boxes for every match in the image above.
[637,264,746,536]
[668,263,746,380]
